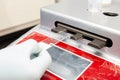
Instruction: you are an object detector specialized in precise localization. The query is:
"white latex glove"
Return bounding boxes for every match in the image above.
[0,39,52,80]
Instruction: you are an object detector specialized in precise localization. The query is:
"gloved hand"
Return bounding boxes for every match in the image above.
[0,39,52,80]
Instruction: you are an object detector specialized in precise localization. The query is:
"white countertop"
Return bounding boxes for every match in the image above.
[0,0,55,36]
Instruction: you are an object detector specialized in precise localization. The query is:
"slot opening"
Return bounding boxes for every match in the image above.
[52,21,113,49]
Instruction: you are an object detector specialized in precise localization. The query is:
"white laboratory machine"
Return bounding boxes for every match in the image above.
[10,0,120,80]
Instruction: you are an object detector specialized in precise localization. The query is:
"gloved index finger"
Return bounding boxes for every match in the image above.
[30,48,52,78]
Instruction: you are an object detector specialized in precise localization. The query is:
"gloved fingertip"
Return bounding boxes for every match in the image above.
[19,39,41,54]
[38,42,50,51]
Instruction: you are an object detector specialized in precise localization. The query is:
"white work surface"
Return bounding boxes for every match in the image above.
[0,0,54,36]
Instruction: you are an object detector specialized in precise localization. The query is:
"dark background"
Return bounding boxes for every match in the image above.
[0,26,34,49]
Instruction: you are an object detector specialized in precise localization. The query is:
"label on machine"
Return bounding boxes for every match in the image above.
[18,31,120,80]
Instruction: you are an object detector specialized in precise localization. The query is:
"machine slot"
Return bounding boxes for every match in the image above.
[51,21,113,49]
